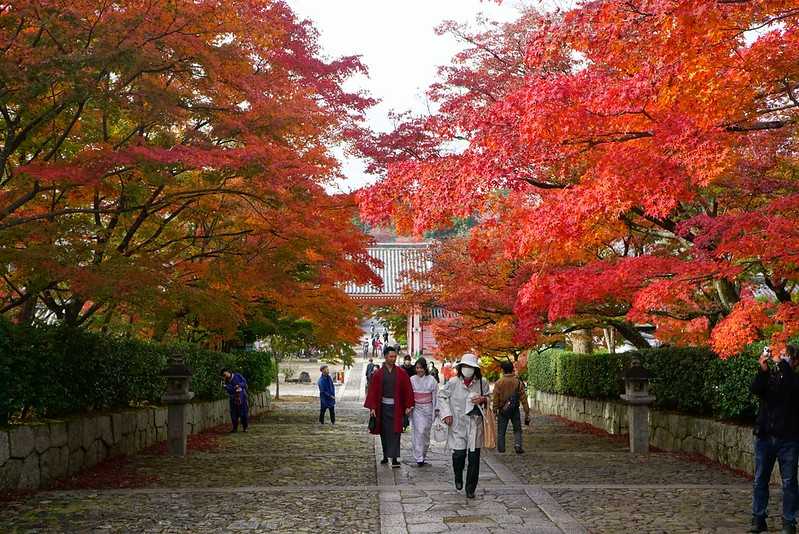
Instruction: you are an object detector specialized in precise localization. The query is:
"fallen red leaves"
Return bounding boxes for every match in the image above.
[43,424,229,492]
[0,488,36,503]
[551,415,752,480]
[143,424,228,455]
[552,415,629,445]
[47,456,159,491]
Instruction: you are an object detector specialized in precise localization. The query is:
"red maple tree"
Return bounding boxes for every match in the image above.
[0,1,379,346]
[359,1,799,357]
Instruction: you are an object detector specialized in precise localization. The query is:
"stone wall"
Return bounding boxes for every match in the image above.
[0,391,271,490]
[530,390,755,475]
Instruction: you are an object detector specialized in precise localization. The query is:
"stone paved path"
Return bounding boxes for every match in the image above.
[0,363,778,533]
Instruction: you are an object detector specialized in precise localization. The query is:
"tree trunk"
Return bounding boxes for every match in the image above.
[16,294,37,326]
[608,320,651,350]
[275,358,280,401]
[714,279,740,312]
[603,328,616,354]
[570,329,593,354]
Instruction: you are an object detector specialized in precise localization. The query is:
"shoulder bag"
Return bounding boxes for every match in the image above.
[480,379,497,449]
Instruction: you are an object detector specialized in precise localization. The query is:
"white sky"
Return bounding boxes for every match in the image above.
[288,0,537,193]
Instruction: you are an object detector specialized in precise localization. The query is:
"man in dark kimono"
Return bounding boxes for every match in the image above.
[221,369,249,433]
[365,345,414,468]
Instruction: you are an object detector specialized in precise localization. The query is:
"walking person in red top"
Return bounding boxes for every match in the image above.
[365,345,414,468]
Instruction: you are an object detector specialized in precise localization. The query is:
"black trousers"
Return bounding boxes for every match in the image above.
[380,403,401,459]
[452,448,481,494]
[229,399,248,431]
[497,409,522,452]
[320,406,335,424]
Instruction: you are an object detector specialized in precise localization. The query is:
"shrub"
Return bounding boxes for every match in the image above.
[528,349,626,399]
[528,345,762,422]
[0,322,274,425]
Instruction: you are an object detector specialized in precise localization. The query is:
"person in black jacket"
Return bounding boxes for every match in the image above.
[751,344,799,534]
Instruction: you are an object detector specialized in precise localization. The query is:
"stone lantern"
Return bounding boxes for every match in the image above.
[620,357,655,453]
[161,353,195,457]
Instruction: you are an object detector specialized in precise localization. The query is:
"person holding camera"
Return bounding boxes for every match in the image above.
[750,344,799,534]
[221,369,249,433]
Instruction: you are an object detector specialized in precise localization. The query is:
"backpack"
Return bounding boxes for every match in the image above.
[501,378,521,417]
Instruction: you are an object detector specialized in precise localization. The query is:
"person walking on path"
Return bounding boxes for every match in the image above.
[410,357,439,466]
[318,365,336,425]
[492,360,530,454]
[221,369,249,433]
[365,357,377,392]
[401,354,416,377]
[438,353,490,498]
[429,361,440,383]
[750,344,799,534]
[365,345,414,468]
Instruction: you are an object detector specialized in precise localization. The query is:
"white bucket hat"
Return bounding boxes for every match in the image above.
[456,353,480,369]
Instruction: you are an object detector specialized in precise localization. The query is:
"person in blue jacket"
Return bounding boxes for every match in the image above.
[318,364,336,424]
[221,369,249,433]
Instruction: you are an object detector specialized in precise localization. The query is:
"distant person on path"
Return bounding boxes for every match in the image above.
[401,354,416,377]
[365,345,414,468]
[492,360,530,454]
[363,342,369,359]
[383,330,389,343]
[318,365,336,425]
[429,361,440,383]
[410,357,438,466]
[438,353,489,498]
[221,369,249,433]
[365,357,377,391]
[750,344,799,534]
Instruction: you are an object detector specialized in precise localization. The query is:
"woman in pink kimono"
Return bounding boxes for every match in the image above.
[410,357,439,466]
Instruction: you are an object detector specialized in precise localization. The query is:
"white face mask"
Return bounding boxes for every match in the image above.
[461,367,475,379]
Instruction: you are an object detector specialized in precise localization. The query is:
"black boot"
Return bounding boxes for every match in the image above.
[749,517,767,533]
[465,449,481,497]
[452,450,466,491]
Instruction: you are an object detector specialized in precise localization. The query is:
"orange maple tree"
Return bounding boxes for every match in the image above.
[359,1,799,357]
[0,1,379,346]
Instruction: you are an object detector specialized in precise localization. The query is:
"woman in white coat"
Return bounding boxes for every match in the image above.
[410,357,438,466]
[438,353,490,498]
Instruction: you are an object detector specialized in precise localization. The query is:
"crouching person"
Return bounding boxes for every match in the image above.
[751,345,799,534]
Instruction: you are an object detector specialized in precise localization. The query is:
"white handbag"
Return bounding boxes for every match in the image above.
[432,417,448,443]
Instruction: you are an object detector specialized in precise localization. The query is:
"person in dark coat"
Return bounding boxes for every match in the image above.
[364,345,414,468]
[429,362,440,383]
[221,369,249,433]
[750,344,799,534]
[401,354,416,377]
[318,365,336,424]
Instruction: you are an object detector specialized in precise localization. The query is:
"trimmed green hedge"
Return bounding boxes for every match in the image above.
[0,322,274,425]
[528,345,760,422]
